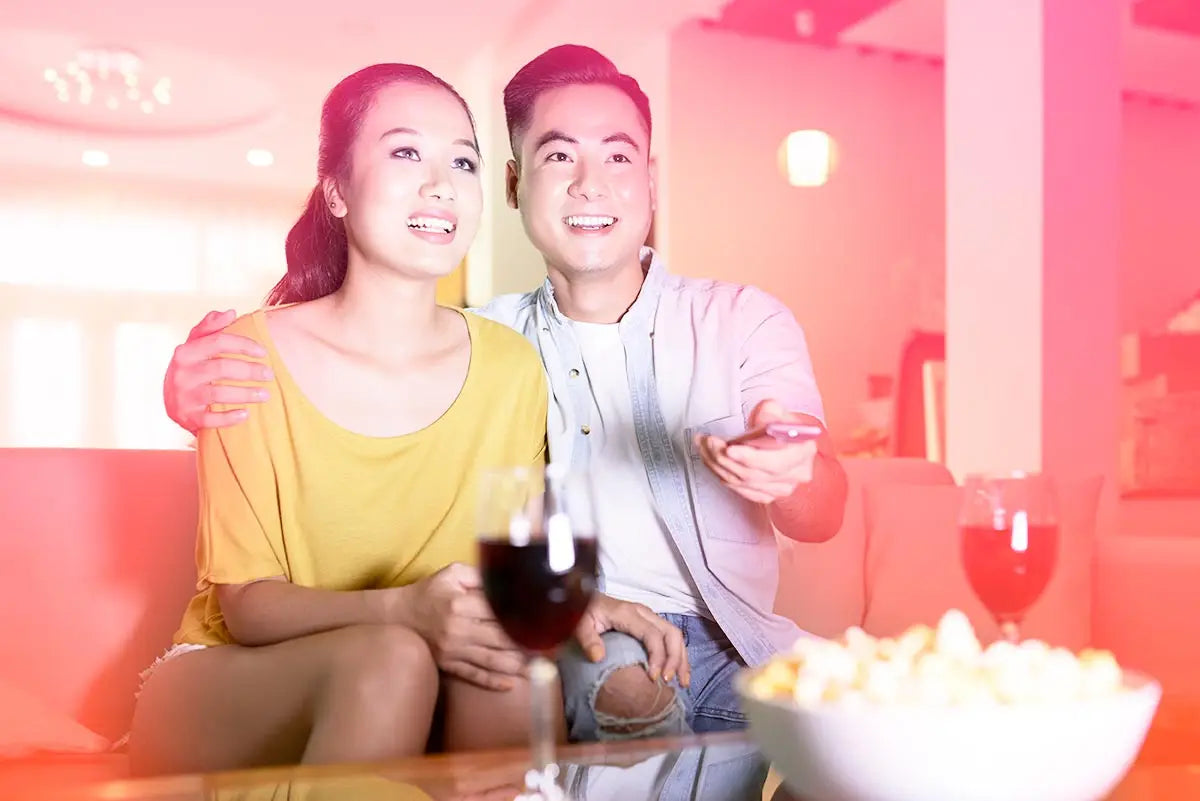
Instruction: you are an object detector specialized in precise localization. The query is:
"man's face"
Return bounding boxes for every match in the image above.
[507,83,655,277]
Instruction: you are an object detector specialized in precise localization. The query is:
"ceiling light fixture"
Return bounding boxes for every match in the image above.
[246,148,274,167]
[44,47,171,115]
[81,149,110,167]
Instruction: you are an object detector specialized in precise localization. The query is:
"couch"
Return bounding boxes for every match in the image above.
[1,448,1197,783]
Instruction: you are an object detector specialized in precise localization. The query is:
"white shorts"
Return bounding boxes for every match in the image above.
[113,643,209,751]
[136,643,209,698]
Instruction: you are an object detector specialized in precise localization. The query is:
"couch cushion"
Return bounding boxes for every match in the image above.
[861,476,1102,649]
[775,457,954,639]
[0,448,197,742]
[0,677,108,758]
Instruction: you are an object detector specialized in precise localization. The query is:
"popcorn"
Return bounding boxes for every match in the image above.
[843,626,878,662]
[912,670,954,706]
[949,672,999,706]
[1020,638,1051,663]
[759,660,797,690]
[981,639,1020,671]
[990,657,1037,704]
[799,638,858,687]
[862,659,904,704]
[833,689,869,710]
[1079,649,1124,697]
[896,624,935,662]
[749,610,1128,709]
[792,674,826,707]
[915,651,954,683]
[1038,647,1084,702]
[934,609,983,663]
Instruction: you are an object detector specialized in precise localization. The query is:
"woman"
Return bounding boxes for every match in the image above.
[129,64,549,776]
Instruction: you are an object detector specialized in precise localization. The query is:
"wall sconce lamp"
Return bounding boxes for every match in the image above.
[779,129,836,187]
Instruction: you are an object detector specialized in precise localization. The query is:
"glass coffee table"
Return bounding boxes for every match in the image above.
[26,731,1200,801]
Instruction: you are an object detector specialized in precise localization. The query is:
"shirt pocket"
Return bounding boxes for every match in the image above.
[683,414,771,544]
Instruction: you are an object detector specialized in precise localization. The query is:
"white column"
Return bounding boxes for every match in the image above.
[461,44,556,304]
[616,32,672,262]
[458,49,509,307]
[945,0,1122,494]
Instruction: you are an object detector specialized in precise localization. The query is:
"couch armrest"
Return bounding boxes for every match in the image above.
[1093,535,1200,697]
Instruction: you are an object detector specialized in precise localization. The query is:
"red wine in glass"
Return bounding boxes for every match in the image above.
[479,537,598,653]
[961,522,1057,623]
[959,473,1057,642]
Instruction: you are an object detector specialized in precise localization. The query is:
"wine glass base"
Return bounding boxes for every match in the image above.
[515,765,567,801]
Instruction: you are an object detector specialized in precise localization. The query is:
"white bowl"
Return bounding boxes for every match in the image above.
[737,669,1161,801]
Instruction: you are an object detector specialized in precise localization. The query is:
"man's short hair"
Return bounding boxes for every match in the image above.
[503,44,652,158]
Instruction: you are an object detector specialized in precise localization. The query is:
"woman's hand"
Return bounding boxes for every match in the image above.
[395,563,527,691]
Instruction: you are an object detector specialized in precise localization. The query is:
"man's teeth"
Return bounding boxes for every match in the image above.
[407,216,455,233]
[566,215,616,229]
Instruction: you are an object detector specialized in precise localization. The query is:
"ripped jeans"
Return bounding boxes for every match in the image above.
[558,613,748,742]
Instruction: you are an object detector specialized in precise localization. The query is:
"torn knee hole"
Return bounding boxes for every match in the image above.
[593,666,677,734]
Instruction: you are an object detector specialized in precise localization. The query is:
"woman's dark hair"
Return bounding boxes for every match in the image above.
[267,64,477,305]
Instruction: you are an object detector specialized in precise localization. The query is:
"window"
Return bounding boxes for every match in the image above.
[0,178,292,449]
[10,318,85,447]
[114,322,192,449]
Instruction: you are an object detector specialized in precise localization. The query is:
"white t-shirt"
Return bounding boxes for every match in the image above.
[572,320,709,618]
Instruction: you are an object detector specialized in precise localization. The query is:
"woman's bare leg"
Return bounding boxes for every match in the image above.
[438,674,566,751]
[129,624,438,776]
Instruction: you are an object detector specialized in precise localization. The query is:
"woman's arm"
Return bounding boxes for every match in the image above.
[216,568,526,690]
[216,578,403,647]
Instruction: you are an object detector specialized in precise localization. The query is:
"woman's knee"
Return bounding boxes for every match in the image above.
[295,627,439,764]
[439,674,564,751]
[324,625,438,710]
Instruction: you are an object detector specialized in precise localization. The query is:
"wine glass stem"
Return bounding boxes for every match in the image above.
[529,654,558,785]
[1000,620,1020,643]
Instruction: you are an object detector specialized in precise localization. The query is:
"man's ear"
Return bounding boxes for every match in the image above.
[505,160,520,210]
[322,178,347,218]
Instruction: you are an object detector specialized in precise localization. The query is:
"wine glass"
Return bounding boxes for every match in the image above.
[959,472,1058,643]
[477,464,598,800]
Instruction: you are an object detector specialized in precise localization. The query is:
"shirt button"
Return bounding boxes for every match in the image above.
[569,368,580,378]
[581,425,591,435]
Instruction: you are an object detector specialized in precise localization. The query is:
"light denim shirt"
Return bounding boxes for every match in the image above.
[473,248,824,666]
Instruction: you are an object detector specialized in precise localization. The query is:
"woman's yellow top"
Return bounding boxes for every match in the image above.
[174,309,548,646]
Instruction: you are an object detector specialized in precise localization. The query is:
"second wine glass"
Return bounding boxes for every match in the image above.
[959,472,1058,643]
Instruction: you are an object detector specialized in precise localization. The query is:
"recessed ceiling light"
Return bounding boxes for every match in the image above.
[246,148,274,167]
[81,150,109,168]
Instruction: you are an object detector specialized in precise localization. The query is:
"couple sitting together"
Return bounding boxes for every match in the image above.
[129,43,848,776]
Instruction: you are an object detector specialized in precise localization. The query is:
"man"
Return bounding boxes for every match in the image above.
[163,45,847,742]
